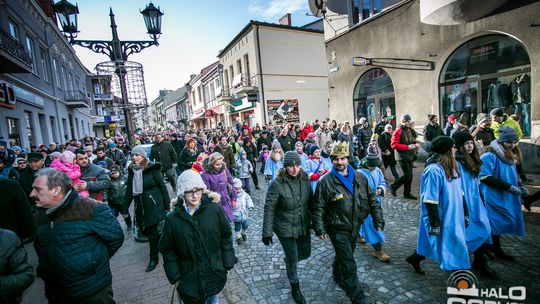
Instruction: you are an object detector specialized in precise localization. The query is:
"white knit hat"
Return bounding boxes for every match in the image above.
[176,169,207,197]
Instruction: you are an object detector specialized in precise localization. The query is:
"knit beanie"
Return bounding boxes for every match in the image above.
[108,143,117,149]
[490,108,504,117]
[476,113,489,125]
[497,127,519,143]
[309,145,320,155]
[447,114,457,123]
[271,139,281,150]
[451,131,473,151]
[400,114,412,122]
[427,114,437,122]
[364,153,381,167]
[295,141,303,148]
[176,169,207,197]
[233,178,242,188]
[424,136,455,155]
[0,140,7,147]
[131,145,147,158]
[283,151,302,167]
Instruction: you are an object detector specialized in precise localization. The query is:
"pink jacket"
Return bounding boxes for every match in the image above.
[49,159,89,197]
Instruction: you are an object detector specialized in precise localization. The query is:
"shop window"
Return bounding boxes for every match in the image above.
[6,117,21,147]
[25,111,36,147]
[439,34,531,136]
[353,68,396,128]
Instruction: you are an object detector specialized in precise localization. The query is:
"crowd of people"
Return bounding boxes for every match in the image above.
[0,108,538,304]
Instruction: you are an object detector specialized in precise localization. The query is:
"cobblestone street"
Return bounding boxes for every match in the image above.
[22,168,540,303]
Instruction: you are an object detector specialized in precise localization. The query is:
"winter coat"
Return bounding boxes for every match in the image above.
[423,123,444,142]
[235,159,253,179]
[378,131,396,166]
[263,170,312,239]
[213,144,235,173]
[33,190,124,301]
[201,164,237,222]
[0,148,16,167]
[80,163,111,201]
[0,228,34,304]
[107,175,127,207]
[356,126,373,152]
[0,179,34,239]
[242,143,257,165]
[149,141,178,171]
[178,148,199,172]
[106,150,126,169]
[159,192,236,304]
[491,113,523,140]
[301,126,314,141]
[123,161,170,228]
[92,156,114,169]
[303,138,317,156]
[313,170,384,235]
[256,136,272,152]
[390,126,416,161]
[0,166,19,181]
[315,128,333,148]
[277,135,293,152]
[374,121,387,136]
[233,191,254,223]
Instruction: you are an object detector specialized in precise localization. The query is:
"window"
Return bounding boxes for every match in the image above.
[237,59,242,75]
[244,54,251,79]
[25,36,37,74]
[6,117,21,147]
[68,114,74,139]
[439,34,531,136]
[67,73,74,92]
[61,66,68,90]
[40,48,49,82]
[8,20,18,40]
[50,116,58,143]
[353,68,396,128]
[53,59,61,89]
[24,111,36,147]
[94,82,102,95]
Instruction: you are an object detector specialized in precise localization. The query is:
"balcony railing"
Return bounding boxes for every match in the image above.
[0,30,33,73]
[64,91,90,108]
[231,73,258,94]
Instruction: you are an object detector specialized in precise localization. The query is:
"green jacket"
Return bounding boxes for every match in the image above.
[491,114,523,140]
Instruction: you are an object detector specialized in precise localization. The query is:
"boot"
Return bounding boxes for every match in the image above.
[236,237,243,245]
[472,245,500,280]
[492,236,515,262]
[403,193,418,200]
[390,184,397,197]
[290,282,306,304]
[146,257,158,272]
[241,229,248,242]
[372,250,391,262]
[406,252,425,275]
[357,236,366,244]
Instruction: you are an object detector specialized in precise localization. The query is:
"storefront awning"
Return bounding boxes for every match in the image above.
[189,110,205,121]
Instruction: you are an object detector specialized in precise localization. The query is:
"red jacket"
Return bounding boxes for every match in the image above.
[390,126,416,161]
[301,126,314,141]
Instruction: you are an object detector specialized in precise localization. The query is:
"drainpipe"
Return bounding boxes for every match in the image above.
[255,25,267,125]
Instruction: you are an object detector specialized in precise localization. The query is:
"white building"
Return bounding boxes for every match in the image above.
[217,19,330,126]
[188,62,218,130]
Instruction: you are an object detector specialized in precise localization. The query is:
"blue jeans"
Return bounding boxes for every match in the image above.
[206,294,219,304]
[234,219,249,232]
[514,103,530,136]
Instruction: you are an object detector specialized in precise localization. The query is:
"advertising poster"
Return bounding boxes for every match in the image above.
[267,99,300,123]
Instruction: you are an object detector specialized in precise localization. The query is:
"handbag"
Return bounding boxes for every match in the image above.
[223,170,233,196]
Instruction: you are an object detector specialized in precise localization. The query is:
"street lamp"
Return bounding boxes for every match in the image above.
[53,0,164,146]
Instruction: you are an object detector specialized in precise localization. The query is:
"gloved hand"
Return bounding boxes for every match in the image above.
[520,186,529,197]
[508,185,522,196]
[262,236,273,246]
[428,226,441,236]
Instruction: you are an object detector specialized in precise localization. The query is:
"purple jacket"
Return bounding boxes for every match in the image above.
[201,167,237,221]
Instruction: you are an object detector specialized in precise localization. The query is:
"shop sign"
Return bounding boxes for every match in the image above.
[267,99,300,123]
[469,41,498,63]
[0,82,17,109]
[13,85,44,107]
[247,93,258,103]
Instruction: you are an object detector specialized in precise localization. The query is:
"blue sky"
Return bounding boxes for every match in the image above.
[73,0,318,101]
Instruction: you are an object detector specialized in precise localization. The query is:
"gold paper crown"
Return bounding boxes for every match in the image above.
[331,141,349,158]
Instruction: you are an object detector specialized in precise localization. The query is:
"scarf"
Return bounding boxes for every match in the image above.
[489,140,517,165]
[132,164,144,195]
[331,164,355,194]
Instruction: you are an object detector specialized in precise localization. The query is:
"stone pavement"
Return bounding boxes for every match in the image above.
[21,165,540,303]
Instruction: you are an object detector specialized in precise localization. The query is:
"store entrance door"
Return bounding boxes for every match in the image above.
[366,93,396,128]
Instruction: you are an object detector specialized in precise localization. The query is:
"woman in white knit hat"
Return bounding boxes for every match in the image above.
[160,170,236,304]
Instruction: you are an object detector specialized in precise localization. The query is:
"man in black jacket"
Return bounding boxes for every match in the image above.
[313,142,384,304]
[19,152,45,205]
[277,128,294,152]
[263,151,312,304]
[422,114,444,142]
[356,117,372,159]
[149,134,178,190]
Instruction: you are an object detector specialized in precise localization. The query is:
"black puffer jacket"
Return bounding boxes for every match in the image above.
[107,174,127,207]
[149,141,178,171]
[123,161,170,228]
[313,170,384,235]
[0,228,34,304]
[178,148,198,171]
[263,170,312,238]
[423,123,444,142]
[356,126,373,151]
[159,192,236,304]
[0,179,34,239]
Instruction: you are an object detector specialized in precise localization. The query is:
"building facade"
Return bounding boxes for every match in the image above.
[322,0,540,141]
[217,20,330,127]
[188,62,218,130]
[0,0,94,148]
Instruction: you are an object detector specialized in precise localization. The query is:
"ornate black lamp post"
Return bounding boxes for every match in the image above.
[53,1,163,146]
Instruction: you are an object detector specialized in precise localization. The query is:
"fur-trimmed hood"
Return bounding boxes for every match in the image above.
[170,190,221,210]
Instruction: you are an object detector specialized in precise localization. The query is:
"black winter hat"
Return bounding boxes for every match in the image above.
[425,136,455,155]
[498,127,519,143]
[427,114,437,122]
[283,151,302,167]
[490,108,504,117]
[363,153,381,167]
[451,131,473,151]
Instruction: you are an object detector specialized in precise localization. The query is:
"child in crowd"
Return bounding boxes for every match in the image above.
[367,134,383,169]
[264,140,284,181]
[236,151,254,194]
[233,178,254,245]
[106,165,132,229]
[50,150,89,197]
[258,144,269,174]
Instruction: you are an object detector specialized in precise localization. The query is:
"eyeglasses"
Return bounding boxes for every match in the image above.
[18,161,26,165]
[185,189,203,197]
